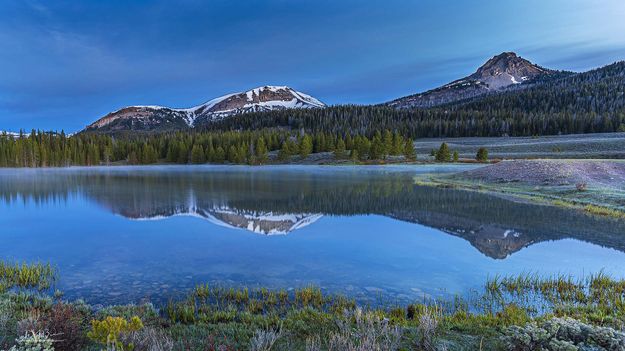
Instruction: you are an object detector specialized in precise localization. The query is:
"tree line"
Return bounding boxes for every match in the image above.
[201,62,625,137]
[0,129,416,167]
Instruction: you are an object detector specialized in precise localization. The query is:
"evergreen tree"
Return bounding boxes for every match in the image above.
[476,147,489,162]
[333,138,347,159]
[299,135,313,158]
[403,139,416,161]
[255,137,268,164]
[436,143,451,162]
[214,146,225,163]
[191,144,206,164]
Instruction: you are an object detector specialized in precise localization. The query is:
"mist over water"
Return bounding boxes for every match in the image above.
[1,165,625,305]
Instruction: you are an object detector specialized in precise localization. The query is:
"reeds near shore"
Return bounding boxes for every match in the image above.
[0,261,57,292]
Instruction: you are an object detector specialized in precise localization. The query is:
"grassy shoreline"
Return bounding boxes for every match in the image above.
[2,262,625,350]
[413,160,625,219]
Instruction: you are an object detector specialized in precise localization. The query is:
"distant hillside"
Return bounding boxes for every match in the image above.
[85,86,325,133]
[388,52,571,109]
[203,60,625,137]
[443,60,625,116]
[80,55,625,138]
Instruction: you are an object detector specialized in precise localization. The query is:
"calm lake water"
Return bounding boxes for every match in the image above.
[2,165,625,305]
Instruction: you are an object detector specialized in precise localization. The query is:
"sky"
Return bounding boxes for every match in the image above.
[1,0,625,132]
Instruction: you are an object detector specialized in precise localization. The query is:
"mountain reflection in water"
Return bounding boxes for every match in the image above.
[2,166,624,259]
[2,165,625,304]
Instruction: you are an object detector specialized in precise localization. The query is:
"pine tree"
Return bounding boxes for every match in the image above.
[278,141,291,161]
[382,130,393,158]
[299,135,313,158]
[476,147,488,162]
[255,137,268,164]
[191,144,206,164]
[436,143,451,162]
[214,146,225,163]
[403,139,416,161]
[333,138,347,159]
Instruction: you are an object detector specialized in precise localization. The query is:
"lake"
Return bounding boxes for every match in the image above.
[1,165,625,305]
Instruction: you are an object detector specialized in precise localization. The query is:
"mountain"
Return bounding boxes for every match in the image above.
[122,205,322,235]
[85,86,325,133]
[388,52,565,109]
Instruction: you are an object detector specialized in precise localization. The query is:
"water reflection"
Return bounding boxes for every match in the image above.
[1,166,625,304]
[2,166,624,259]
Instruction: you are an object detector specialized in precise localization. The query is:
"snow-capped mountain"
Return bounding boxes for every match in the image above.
[388,52,564,109]
[122,205,322,235]
[85,86,325,132]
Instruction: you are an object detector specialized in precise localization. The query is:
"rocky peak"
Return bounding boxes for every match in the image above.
[469,52,550,89]
[387,51,556,109]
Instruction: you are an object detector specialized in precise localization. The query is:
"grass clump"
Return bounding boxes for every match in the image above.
[0,262,57,293]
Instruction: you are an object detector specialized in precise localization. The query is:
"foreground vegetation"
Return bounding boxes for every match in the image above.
[2,262,625,350]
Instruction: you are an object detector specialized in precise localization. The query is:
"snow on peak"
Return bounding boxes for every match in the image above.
[88,85,326,130]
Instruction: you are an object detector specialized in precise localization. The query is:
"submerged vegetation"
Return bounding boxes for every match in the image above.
[1,261,625,350]
[0,262,57,293]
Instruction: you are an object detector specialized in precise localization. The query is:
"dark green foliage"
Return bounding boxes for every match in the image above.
[190,144,205,164]
[435,143,451,162]
[333,138,347,159]
[201,62,625,138]
[298,135,313,158]
[0,129,412,167]
[403,140,416,161]
[255,137,268,164]
[476,147,489,162]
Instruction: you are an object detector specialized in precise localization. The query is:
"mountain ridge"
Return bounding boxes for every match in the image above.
[86,85,325,132]
[387,52,568,109]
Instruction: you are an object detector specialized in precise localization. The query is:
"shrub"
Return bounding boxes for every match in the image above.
[476,147,488,162]
[249,327,282,351]
[416,305,441,351]
[329,308,402,351]
[38,303,89,351]
[7,332,54,351]
[87,316,144,351]
[120,327,173,351]
[502,317,625,351]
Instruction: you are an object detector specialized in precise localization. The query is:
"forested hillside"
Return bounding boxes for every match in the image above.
[0,129,415,167]
[203,62,625,137]
[1,62,624,167]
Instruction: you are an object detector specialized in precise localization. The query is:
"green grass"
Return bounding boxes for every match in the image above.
[0,261,57,293]
[2,261,625,350]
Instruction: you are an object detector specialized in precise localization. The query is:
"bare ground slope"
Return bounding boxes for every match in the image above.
[458,160,625,190]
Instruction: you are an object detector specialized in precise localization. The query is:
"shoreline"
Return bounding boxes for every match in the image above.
[414,159,625,219]
[3,262,625,350]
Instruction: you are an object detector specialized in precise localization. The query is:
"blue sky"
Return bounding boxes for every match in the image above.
[1,0,625,132]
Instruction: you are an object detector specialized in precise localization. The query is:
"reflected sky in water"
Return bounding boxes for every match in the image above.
[1,165,625,305]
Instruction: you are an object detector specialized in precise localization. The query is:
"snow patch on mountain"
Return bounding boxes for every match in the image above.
[87,85,326,131]
[124,204,323,235]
